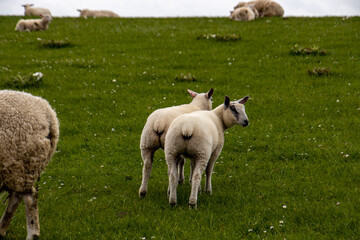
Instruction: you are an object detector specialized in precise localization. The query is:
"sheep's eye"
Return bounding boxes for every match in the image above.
[230,105,237,113]
[210,97,213,102]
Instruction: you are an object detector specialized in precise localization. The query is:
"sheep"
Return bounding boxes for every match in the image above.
[15,14,52,32]
[0,90,59,240]
[139,88,214,197]
[230,6,258,21]
[22,4,51,17]
[233,0,284,17]
[77,9,120,18]
[165,95,249,208]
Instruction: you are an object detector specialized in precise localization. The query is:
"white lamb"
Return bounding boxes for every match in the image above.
[15,14,52,32]
[165,95,249,208]
[0,90,59,240]
[139,88,214,197]
[77,9,120,18]
[22,4,52,17]
[230,6,258,21]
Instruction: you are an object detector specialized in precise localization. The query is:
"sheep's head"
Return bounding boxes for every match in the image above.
[41,14,53,22]
[262,2,278,17]
[223,96,249,128]
[22,4,34,8]
[188,88,214,110]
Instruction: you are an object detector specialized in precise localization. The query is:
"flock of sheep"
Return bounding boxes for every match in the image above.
[15,4,120,32]
[1,1,280,239]
[15,0,284,32]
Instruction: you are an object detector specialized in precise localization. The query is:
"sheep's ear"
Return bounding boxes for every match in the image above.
[207,88,214,99]
[224,96,230,108]
[238,96,249,104]
[187,89,198,98]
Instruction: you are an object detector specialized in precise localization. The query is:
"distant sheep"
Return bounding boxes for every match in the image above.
[139,88,214,197]
[77,9,120,18]
[22,4,51,17]
[15,14,52,32]
[234,0,284,18]
[230,6,258,21]
[165,96,249,208]
[0,90,59,240]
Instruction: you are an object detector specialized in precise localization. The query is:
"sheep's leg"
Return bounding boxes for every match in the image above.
[178,158,185,184]
[189,161,207,209]
[167,155,180,206]
[189,160,196,183]
[139,148,155,197]
[23,188,40,240]
[205,150,221,194]
[0,191,22,237]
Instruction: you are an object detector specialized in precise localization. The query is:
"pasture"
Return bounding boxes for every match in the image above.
[0,16,359,239]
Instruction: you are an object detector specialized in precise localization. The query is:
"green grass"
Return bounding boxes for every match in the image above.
[0,16,359,239]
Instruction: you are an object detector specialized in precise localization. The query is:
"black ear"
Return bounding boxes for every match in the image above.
[207,88,214,98]
[239,96,249,104]
[224,96,230,108]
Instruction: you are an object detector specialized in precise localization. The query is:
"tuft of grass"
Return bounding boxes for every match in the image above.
[37,38,73,48]
[197,33,241,41]
[1,72,43,88]
[175,73,196,82]
[290,44,327,56]
[308,67,332,76]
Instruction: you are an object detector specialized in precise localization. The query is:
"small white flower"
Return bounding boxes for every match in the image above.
[282,205,287,209]
[270,226,274,229]
[336,202,340,205]
[279,220,284,224]
[112,128,115,132]
[112,79,116,82]
[248,229,253,232]
[336,99,340,102]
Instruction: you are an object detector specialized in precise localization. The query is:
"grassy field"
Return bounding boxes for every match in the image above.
[0,16,359,239]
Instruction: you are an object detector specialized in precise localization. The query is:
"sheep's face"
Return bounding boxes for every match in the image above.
[224,96,249,127]
[188,88,214,110]
[239,7,255,21]
[42,14,52,22]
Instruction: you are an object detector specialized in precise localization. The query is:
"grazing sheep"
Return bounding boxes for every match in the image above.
[0,90,59,240]
[22,4,51,17]
[15,14,52,32]
[165,95,249,208]
[77,9,120,18]
[230,6,258,21]
[233,0,284,17]
[139,88,214,197]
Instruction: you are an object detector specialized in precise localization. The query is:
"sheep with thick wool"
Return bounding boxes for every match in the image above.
[165,95,249,208]
[22,4,51,17]
[15,14,52,32]
[77,9,120,18]
[230,6,259,21]
[0,90,59,240]
[139,88,214,197]
[234,0,284,18]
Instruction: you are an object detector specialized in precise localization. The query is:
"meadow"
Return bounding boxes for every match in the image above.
[0,16,359,239]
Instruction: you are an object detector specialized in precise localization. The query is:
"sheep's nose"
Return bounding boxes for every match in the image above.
[243,120,249,127]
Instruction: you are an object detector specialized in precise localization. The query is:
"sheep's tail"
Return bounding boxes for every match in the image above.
[153,118,166,136]
[181,122,194,140]
[47,110,60,159]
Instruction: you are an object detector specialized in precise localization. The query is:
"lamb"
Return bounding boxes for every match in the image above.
[22,4,52,17]
[77,9,120,18]
[233,0,284,18]
[165,95,249,208]
[230,6,258,21]
[15,14,52,32]
[139,88,214,197]
[0,90,59,240]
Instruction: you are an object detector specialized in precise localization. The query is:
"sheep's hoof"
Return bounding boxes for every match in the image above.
[139,190,147,198]
[170,202,176,207]
[26,234,40,240]
[0,229,7,237]
[189,203,197,209]
[178,179,184,185]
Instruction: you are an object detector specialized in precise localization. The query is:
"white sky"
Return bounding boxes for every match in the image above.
[0,0,359,17]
